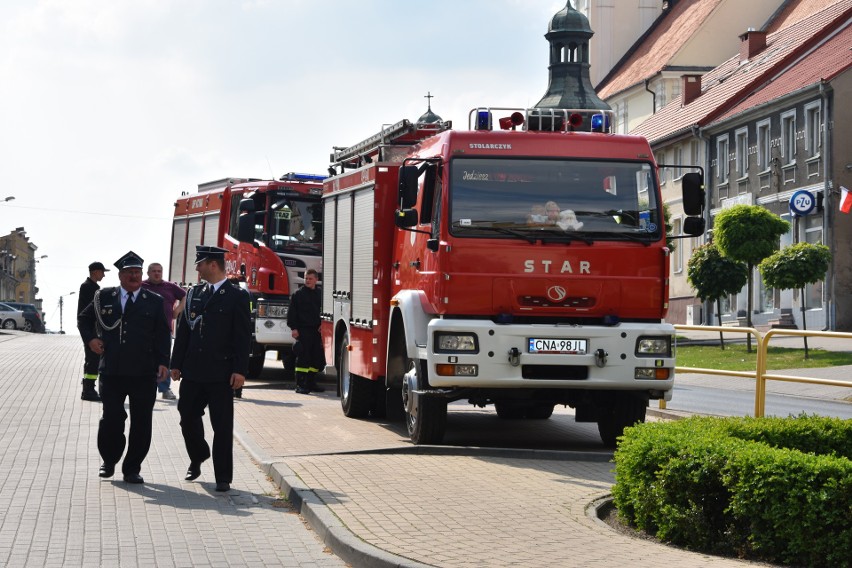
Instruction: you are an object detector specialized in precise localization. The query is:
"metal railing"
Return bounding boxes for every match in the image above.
[669,325,852,417]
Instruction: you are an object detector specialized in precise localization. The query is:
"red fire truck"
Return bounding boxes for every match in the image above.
[321,107,704,445]
[170,173,325,377]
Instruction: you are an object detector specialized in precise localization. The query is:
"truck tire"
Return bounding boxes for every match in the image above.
[527,403,555,420]
[402,358,446,445]
[339,335,373,418]
[495,401,526,419]
[597,394,647,448]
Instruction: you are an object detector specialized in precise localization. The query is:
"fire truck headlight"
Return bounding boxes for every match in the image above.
[635,336,671,357]
[635,367,670,380]
[435,333,478,353]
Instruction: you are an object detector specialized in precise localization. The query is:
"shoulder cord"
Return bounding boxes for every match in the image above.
[93,290,122,336]
[184,286,204,331]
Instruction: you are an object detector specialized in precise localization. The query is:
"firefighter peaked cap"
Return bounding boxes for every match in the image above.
[114,251,144,271]
[194,245,227,264]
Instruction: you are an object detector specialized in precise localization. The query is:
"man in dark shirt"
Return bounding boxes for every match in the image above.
[286,268,325,394]
[77,261,109,402]
[142,262,187,400]
[78,251,171,484]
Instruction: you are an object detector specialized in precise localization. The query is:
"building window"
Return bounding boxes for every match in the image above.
[656,81,667,109]
[689,139,700,168]
[716,136,730,183]
[804,214,824,309]
[781,109,796,164]
[804,102,821,158]
[672,145,683,179]
[735,127,748,178]
[757,119,771,171]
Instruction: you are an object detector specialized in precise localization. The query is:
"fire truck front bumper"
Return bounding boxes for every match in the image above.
[423,319,675,396]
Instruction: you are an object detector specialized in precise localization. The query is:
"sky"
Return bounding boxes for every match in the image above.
[0,0,568,332]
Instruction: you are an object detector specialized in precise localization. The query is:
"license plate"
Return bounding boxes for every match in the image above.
[528,338,588,354]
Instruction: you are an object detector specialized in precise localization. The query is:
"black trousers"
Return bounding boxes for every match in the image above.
[83,345,100,377]
[294,328,326,373]
[98,374,157,475]
[177,380,234,483]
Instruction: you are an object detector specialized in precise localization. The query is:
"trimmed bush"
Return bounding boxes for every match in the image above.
[612,416,852,567]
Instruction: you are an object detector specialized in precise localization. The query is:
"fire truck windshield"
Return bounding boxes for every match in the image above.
[267,194,322,255]
[449,158,661,243]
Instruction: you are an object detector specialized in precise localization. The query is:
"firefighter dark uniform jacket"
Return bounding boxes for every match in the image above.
[286,285,321,331]
[78,287,171,377]
[171,280,251,383]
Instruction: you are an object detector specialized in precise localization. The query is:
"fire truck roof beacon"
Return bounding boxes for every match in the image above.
[476,110,493,131]
[280,172,326,182]
[591,113,610,132]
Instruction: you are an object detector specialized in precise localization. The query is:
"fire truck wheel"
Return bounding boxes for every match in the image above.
[597,394,647,448]
[494,401,526,419]
[339,335,373,418]
[402,358,447,445]
[526,403,555,420]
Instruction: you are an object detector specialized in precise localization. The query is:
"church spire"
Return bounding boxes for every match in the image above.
[535,1,609,111]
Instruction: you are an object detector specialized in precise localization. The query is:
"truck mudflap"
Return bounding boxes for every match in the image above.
[423,319,675,394]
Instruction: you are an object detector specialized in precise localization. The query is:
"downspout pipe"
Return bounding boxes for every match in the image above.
[645,79,656,113]
[820,81,834,330]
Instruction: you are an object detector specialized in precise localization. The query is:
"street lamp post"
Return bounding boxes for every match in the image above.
[59,291,75,334]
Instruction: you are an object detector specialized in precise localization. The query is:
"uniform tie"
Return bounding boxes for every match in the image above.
[125,292,134,313]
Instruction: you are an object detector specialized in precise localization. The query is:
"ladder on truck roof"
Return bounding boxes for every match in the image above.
[330,119,451,169]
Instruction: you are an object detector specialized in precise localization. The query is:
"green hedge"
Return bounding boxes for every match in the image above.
[612,416,852,567]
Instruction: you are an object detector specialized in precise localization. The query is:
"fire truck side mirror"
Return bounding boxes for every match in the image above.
[237,199,256,244]
[681,172,705,216]
[395,209,418,228]
[683,216,706,236]
[399,166,419,209]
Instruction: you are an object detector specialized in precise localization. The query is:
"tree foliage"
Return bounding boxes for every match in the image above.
[714,205,790,265]
[759,242,831,291]
[687,243,748,303]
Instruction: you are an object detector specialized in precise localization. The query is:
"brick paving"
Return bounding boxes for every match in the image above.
[0,332,343,568]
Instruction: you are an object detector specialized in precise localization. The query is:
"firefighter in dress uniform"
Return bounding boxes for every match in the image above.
[286,268,326,394]
[78,261,109,402]
[170,245,251,492]
[77,251,171,484]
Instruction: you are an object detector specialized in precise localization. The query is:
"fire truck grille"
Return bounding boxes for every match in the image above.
[518,296,594,308]
[521,365,589,380]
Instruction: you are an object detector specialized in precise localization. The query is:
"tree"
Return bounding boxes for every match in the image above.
[759,242,831,358]
[713,205,790,352]
[686,243,748,349]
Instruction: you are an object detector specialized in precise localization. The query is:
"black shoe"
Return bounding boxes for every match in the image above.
[295,386,310,394]
[123,473,144,484]
[185,462,201,481]
[99,463,115,478]
[308,383,326,393]
[215,482,230,492]
[81,389,102,402]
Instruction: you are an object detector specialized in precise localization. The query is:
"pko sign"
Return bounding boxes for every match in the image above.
[789,190,815,217]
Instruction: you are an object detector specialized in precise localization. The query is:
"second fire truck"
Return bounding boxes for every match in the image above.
[170,173,325,377]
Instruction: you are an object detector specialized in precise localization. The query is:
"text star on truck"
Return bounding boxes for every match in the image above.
[170,173,325,378]
[321,106,705,446]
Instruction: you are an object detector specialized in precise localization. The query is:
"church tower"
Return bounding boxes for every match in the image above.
[535,1,609,111]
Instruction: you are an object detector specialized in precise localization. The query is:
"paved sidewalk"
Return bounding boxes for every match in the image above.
[0,332,344,568]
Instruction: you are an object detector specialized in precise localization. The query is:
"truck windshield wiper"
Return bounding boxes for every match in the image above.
[581,232,653,246]
[453,223,537,244]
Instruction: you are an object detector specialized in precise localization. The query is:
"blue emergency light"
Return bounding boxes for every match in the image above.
[475,110,493,131]
[591,113,610,132]
[280,172,326,182]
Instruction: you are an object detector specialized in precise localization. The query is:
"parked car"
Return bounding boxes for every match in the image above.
[0,302,27,330]
[3,302,46,333]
